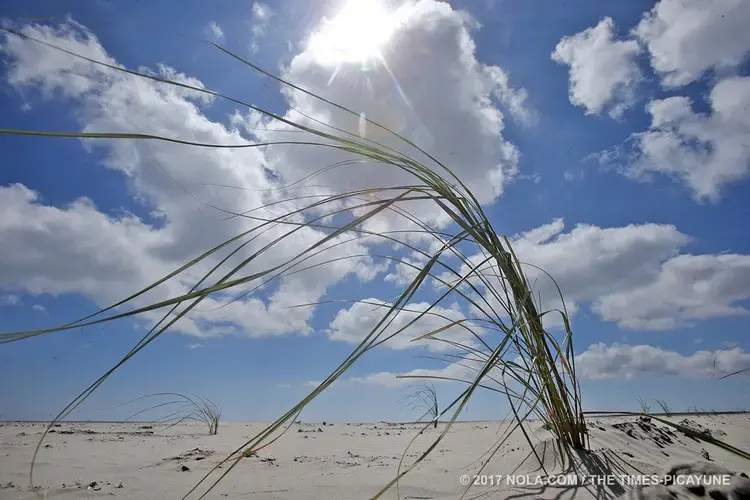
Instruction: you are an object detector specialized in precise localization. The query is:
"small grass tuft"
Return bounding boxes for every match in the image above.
[401,383,440,428]
[653,398,672,417]
[636,397,651,414]
[118,393,221,436]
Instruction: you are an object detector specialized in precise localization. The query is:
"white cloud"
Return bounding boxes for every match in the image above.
[326,299,482,352]
[348,361,477,388]
[0,293,21,306]
[442,218,689,328]
[484,65,537,125]
[634,0,750,88]
[0,21,381,339]
[186,343,204,349]
[576,343,750,380]
[514,220,750,330]
[355,343,750,385]
[206,21,225,42]
[593,253,750,330]
[250,2,274,54]
[552,17,643,118]
[32,304,46,313]
[244,0,531,239]
[0,184,167,300]
[437,218,750,330]
[0,19,118,98]
[0,7,531,340]
[511,220,689,312]
[384,252,427,287]
[625,76,750,201]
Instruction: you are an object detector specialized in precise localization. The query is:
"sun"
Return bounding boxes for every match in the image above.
[307,0,398,65]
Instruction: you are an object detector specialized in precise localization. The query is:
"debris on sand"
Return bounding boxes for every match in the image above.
[165,447,214,463]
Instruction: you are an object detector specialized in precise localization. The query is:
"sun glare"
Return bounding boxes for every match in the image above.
[308,0,397,65]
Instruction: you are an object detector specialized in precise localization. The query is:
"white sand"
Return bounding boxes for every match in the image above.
[1,415,749,499]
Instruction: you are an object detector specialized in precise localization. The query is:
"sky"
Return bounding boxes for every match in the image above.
[0,0,749,423]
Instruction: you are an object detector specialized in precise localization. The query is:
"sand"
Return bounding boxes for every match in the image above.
[1,415,749,499]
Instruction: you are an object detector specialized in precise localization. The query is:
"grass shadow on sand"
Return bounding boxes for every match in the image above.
[466,439,646,500]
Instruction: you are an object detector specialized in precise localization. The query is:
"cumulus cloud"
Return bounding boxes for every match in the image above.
[439,218,689,328]
[326,299,482,352]
[594,254,750,330]
[596,0,750,200]
[634,0,750,88]
[0,184,168,300]
[433,217,750,330]
[243,0,531,239]
[1,19,118,98]
[576,343,750,380]
[0,6,533,340]
[0,20,380,338]
[510,220,689,314]
[513,220,750,329]
[625,76,750,201]
[552,17,643,118]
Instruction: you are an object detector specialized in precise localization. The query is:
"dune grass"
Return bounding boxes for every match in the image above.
[0,27,586,497]
[636,397,651,414]
[401,383,440,428]
[116,393,222,435]
[0,25,747,499]
[654,398,673,417]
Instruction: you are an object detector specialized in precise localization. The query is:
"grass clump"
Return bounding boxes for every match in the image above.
[118,393,221,435]
[636,397,651,414]
[401,383,440,428]
[654,398,672,417]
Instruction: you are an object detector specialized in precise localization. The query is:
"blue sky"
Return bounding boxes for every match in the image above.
[1,0,749,422]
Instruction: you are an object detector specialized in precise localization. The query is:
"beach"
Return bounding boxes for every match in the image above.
[2,414,749,499]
